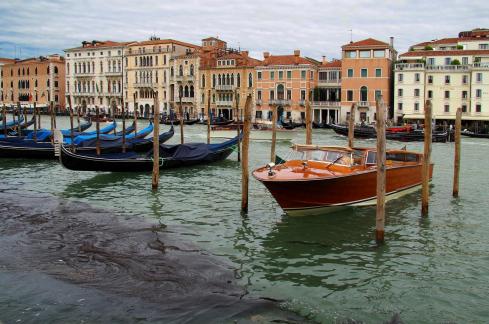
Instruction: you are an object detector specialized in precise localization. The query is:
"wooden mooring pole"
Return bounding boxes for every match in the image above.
[77,106,81,132]
[50,101,54,143]
[152,92,160,190]
[375,97,386,244]
[241,94,252,213]
[270,104,277,163]
[306,100,312,145]
[133,93,138,136]
[68,96,75,152]
[207,90,211,144]
[235,89,241,162]
[95,106,101,156]
[121,97,126,153]
[2,104,7,137]
[421,100,432,216]
[179,95,184,144]
[17,102,22,137]
[37,104,41,130]
[348,103,356,148]
[453,107,462,198]
[33,103,37,142]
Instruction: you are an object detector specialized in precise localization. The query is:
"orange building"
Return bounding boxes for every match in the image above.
[0,58,16,106]
[255,50,318,123]
[199,37,261,120]
[340,38,396,123]
[1,55,66,110]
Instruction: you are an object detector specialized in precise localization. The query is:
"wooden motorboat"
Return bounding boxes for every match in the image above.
[253,144,433,216]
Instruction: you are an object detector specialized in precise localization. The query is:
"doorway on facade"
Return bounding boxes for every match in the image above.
[329,110,337,124]
[219,108,231,120]
[111,100,117,117]
[277,106,284,123]
[321,110,328,124]
[144,104,150,118]
[82,100,87,114]
[139,105,144,117]
[360,112,367,123]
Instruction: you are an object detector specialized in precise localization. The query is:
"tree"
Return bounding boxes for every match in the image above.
[424,45,434,51]
[451,59,461,65]
[456,45,464,50]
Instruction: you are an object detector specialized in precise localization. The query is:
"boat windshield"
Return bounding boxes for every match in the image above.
[301,150,353,165]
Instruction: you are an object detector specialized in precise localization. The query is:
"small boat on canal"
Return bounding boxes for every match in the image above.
[461,130,489,139]
[253,144,433,216]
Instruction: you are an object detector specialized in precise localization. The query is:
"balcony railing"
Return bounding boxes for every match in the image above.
[395,63,425,70]
[173,75,194,82]
[318,79,341,84]
[216,100,233,106]
[270,99,291,106]
[215,84,235,91]
[126,48,171,56]
[105,70,122,76]
[473,62,489,69]
[256,99,262,105]
[134,82,158,88]
[425,65,470,71]
[357,101,371,107]
[312,101,340,107]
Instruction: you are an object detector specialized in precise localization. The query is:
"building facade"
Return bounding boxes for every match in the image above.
[1,55,65,109]
[394,28,489,127]
[65,40,131,113]
[169,52,201,119]
[0,58,16,106]
[124,38,200,117]
[199,37,261,121]
[341,38,396,123]
[255,50,318,123]
[313,58,341,124]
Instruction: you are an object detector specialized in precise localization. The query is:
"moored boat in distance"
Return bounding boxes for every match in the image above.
[253,144,433,216]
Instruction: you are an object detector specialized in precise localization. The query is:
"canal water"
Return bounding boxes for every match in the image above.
[1,116,489,323]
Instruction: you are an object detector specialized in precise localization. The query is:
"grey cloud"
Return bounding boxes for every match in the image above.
[0,0,488,59]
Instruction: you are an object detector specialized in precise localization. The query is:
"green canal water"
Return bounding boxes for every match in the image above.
[1,116,489,323]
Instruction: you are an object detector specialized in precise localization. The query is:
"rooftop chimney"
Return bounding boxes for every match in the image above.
[390,37,394,48]
[263,51,270,59]
[294,49,300,57]
[322,55,327,64]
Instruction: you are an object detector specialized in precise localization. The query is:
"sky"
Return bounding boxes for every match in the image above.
[0,0,488,61]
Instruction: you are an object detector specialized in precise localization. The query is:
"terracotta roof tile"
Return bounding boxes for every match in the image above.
[400,49,489,57]
[413,36,489,47]
[0,58,16,64]
[342,38,390,49]
[260,55,318,66]
[132,39,200,49]
[65,41,133,51]
[320,59,342,68]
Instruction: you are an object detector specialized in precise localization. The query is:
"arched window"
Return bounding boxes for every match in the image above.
[150,56,153,66]
[92,62,95,72]
[360,86,368,102]
[184,85,189,97]
[54,66,58,74]
[83,63,86,73]
[139,57,143,66]
[202,74,205,87]
[18,68,20,75]
[46,67,49,74]
[190,85,194,97]
[27,68,29,75]
[179,65,183,76]
[226,74,230,85]
[212,74,216,87]
[87,63,90,73]
[35,80,38,87]
[218,74,221,85]
[231,73,234,85]
[170,66,174,77]
[237,73,240,87]
[155,56,158,66]
[22,68,25,75]
[277,84,285,100]
[248,73,253,87]
[190,64,194,76]
[35,67,37,75]
[179,85,183,98]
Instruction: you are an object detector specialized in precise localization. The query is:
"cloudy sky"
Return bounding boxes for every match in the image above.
[0,0,487,61]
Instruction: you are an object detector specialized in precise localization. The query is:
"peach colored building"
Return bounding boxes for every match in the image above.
[199,37,261,120]
[313,58,342,124]
[255,50,319,123]
[1,55,65,110]
[341,38,397,123]
[0,58,16,106]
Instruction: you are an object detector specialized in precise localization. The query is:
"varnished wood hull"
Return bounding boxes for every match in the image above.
[255,163,433,215]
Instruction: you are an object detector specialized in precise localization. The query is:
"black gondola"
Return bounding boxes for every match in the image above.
[183,118,200,125]
[461,130,489,139]
[59,134,239,172]
[330,123,377,138]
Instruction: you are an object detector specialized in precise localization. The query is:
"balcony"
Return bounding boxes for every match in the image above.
[357,101,371,107]
[395,63,425,71]
[256,99,262,105]
[425,65,470,71]
[312,101,340,108]
[134,82,158,88]
[216,100,233,107]
[126,48,171,56]
[473,62,489,69]
[318,78,341,85]
[176,96,195,103]
[215,84,235,91]
[74,72,93,77]
[173,75,194,82]
[105,70,122,76]
[270,99,291,106]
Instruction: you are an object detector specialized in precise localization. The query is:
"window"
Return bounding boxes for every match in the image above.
[373,50,385,58]
[301,90,306,100]
[428,90,433,99]
[428,75,433,84]
[287,89,292,100]
[347,69,353,77]
[347,90,353,101]
[255,111,262,119]
[375,68,381,77]
[444,57,451,65]
[375,90,381,100]
[359,50,370,58]
[414,89,420,97]
[257,90,262,100]
[444,105,450,113]
[462,91,468,99]
[476,104,482,112]
[269,90,274,100]
[398,73,403,82]
[361,69,367,77]
[445,75,451,84]
[476,89,482,98]
[445,91,450,99]
[414,102,419,111]
[479,44,489,50]
[428,58,435,65]
[345,51,356,58]
[462,75,468,84]
[415,73,420,82]
[476,73,483,82]
[287,71,292,79]
[398,88,403,97]
[270,71,275,80]
[462,104,467,112]
[301,70,306,80]
[278,71,283,80]
[462,57,469,65]
[360,86,368,101]
[248,73,253,87]
[310,71,314,80]
[257,71,262,80]
[398,103,403,111]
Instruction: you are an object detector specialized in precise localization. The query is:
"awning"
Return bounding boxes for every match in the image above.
[403,114,489,121]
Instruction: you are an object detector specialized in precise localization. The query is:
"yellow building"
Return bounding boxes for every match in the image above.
[124,37,200,117]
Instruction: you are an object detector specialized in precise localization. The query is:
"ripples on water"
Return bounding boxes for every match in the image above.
[1,116,489,322]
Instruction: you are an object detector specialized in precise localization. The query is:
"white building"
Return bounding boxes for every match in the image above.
[394,28,489,127]
[64,40,132,113]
